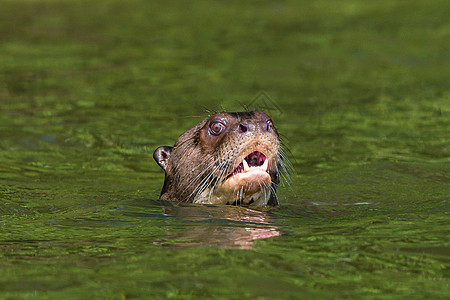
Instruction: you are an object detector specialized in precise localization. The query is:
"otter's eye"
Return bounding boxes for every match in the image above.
[266,120,274,132]
[209,122,225,136]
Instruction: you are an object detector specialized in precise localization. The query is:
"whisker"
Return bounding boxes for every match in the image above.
[186,149,236,201]
[189,160,227,200]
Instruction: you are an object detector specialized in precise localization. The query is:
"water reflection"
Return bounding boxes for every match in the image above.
[158,205,281,249]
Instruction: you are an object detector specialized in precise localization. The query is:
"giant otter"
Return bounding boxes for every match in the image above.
[153,111,281,206]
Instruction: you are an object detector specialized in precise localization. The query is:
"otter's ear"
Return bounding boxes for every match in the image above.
[153,146,173,170]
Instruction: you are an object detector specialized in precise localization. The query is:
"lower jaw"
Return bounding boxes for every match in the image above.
[192,170,273,206]
[193,186,271,206]
[226,191,269,206]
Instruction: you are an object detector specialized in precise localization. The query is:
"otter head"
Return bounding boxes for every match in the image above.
[154,111,281,206]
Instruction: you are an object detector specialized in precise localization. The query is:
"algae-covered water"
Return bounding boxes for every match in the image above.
[1,0,449,298]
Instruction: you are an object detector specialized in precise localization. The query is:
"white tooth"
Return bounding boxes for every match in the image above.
[262,159,268,171]
[242,159,250,172]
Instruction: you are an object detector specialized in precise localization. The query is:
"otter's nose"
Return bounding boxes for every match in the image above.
[238,123,249,133]
[238,122,264,133]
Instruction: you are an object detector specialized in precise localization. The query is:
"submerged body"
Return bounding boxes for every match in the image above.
[153,111,281,206]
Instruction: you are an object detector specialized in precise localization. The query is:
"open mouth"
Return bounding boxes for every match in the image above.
[221,150,271,195]
[231,151,268,176]
[212,150,273,204]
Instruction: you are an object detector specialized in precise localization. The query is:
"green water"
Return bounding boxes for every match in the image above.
[1,0,449,298]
